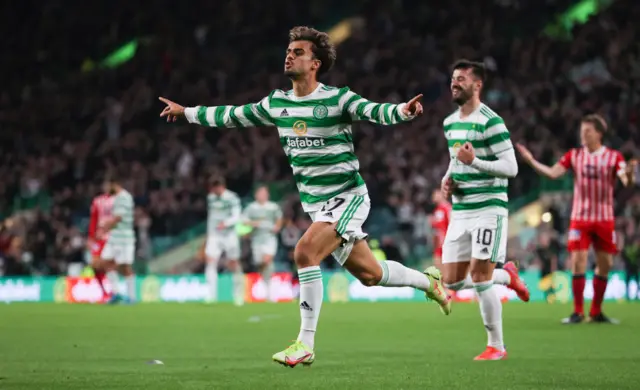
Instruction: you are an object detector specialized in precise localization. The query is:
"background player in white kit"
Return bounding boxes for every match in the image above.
[440,60,527,361]
[100,174,137,304]
[203,176,244,306]
[243,186,283,302]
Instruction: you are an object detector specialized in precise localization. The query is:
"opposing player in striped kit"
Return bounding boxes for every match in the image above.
[159,26,451,367]
[517,114,637,324]
[440,60,528,361]
[87,182,114,298]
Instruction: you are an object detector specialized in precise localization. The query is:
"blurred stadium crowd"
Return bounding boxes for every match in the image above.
[1,0,639,278]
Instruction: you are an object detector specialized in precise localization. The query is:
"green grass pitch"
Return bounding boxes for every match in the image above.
[1,302,639,389]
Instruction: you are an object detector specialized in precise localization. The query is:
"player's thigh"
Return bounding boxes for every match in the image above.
[101,240,115,262]
[343,239,382,286]
[308,192,371,266]
[592,221,617,255]
[205,236,223,263]
[469,258,498,283]
[441,218,472,284]
[223,235,241,261]
[567,222,592,254]
[254,238,277,265]
[114,243,135,266]
[294,221,342,267]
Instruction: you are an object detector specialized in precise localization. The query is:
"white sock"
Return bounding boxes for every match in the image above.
[450,271,512,291]
[232,270,245,306]
[296,266,323,350]
[106,271,120,295]
[474,281,504,351]
[126,275,136,301]
[205,262,218,302]
[262,262,275,302]
[492,269,511,286]
[377,260,431,291]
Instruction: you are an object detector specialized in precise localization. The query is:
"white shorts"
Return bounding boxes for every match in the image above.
[442,213,508,264]
[309,191,370,265]
[102,240,136,265]
[251,236,278,264]
[205,233,241,261]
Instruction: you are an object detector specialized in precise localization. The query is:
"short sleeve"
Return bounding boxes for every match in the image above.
[558,150,573,170]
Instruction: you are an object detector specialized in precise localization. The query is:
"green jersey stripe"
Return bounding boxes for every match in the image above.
[451,173,495,181]
[295,171,358,187]
[343,94,361,113]
[228,108,242,128]
[273,116,342,128]
[255,102,272,123]
[197,106,209,126]
[299,175,365,204]
[486,116,505,128]
[242,105,262,127]
[392,106,402,122]
[452,199,508,211]
[486,132,510,145]
[453,186,508,196]
[491,216,504,262]
[448,139,485,148]
[290,152,358,167]
[214,106,226,127]
[382,103,392,124]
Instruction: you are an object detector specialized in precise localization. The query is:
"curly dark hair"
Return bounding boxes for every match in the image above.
[289,26,336,76]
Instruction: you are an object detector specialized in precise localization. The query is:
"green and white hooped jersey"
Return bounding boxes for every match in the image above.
[444,103,513,217]
[184,83,414,212]
[110,189,135,245]
[207,190,241,235]
[243,201,283,244]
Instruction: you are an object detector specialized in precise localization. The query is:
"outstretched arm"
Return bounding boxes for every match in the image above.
[159,96,274,128]
[340,88,423,125]
[516,144,567,180]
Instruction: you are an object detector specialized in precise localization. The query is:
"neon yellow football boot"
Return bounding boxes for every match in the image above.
[424,266,452,315]
[272,341,315,368]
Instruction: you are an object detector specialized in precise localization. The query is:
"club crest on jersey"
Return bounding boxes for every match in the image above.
[313,104,328,119]
[293,120,307,135]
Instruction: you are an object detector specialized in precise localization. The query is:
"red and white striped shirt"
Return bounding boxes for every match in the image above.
[558,146,626,222]
[88,194,114,240]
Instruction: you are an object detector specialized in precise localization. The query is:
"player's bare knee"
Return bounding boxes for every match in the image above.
[469,266,492,283]
[355,266,382,287]
[442,274,462,286]
[294,237,319,268]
